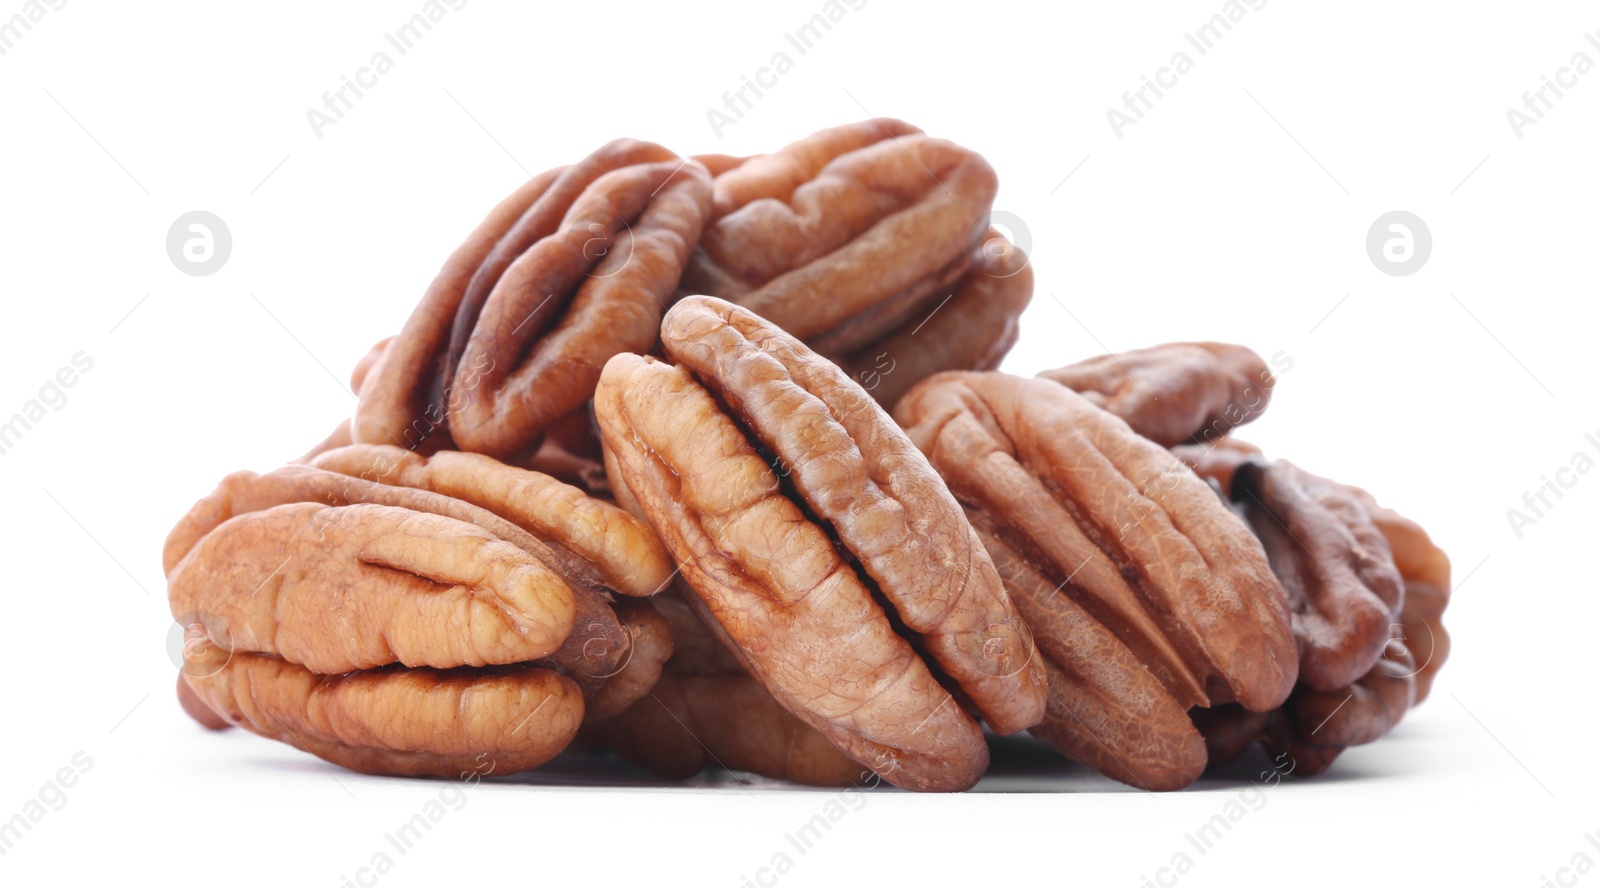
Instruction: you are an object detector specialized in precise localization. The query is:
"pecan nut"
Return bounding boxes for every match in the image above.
[1231,459,1405,692]
[354,140,712,460]
[594,296,1047,792]
[836,228,1032,408]
[582,590,863,787]
[165,447,674,775]
[1188,450,1451,775]
[895,371,1297,790]
[681,120,1018,389]
[1039,342,1276,447]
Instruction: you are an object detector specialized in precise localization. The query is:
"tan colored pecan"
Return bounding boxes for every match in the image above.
[836,229,1032,408]
[680,120,999,360]
[166,449,674,776]
[585,671,866,787]
[1039,342,1276,448]
[895,371,1297,790]
[582,588,862,787]
[594,296,1046,792]
[176,672,229,731]
[353,140,711,460]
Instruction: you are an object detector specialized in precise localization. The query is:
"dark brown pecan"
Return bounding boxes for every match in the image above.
[164,448,674,776]
[1362,495,1452,704]
[594,296,1047,792]
[1189,452,1451,776]
[353,140,711,460]
[1232,460,1404,692]
[1039,342,1276,447]
[895,371,1297,790]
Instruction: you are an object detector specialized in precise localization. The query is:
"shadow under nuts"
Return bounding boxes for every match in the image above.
[895,371,1298,790]
[594,295,1048,792]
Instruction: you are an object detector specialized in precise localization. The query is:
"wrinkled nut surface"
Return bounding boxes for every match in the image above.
[681,119,1001,363]
[165,447,673,776]
[595,296,1047,792]
[1039,342,1275,448]
[1188,451,1451,775]
[582,590,864,787]
[354,139,712,460]
[837,228,1033,408]
[1362,495,1452,704]
[1232,459,1405,693]
[895,371,1297,790]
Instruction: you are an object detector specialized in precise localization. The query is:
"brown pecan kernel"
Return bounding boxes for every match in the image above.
[1040,342,1276,447]
[895,371,1297,790]
[594,295,1047,792]
[354,140,711,460]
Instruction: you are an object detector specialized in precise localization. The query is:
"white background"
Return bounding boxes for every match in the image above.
[1,1,1594,885]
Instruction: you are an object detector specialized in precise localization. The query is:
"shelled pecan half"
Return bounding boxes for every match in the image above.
[164,448,674,775]
[896,371,1297,790]
[354,140,712,460]
[594,296,1047,792]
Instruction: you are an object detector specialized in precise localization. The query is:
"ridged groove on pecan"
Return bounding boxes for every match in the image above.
[661,296,1047,736]
[169,501,578,674]
[446,158,712,457]
[595,352,988,792]
[702,118,922,220]
[976,521,1206,791]
[837,230,1033,409]
[583,671,865,787]
[582,599,675,722]
[185,655,582,778]
[309,444,673,598]
[897,372,1297,714]
[1233,460,1404,692]
[1267,651,1417,777]
[352,138,708,460]
[164,464,628,686]
[684,126,996,353]
[1039,342,1275,448]
[1362,495,1452,703]
[901,384,1207,708]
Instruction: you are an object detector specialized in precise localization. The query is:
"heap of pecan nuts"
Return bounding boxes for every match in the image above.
[167,120,1451,792]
